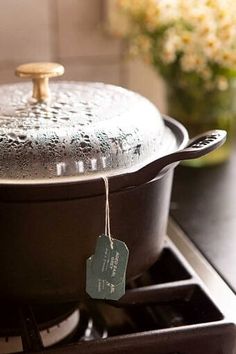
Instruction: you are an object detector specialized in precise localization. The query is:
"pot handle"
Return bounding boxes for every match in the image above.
[107,129,227,190]
[161,129,227,165]
[68,130,226,197]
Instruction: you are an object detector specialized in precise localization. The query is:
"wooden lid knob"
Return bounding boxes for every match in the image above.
[15,62,64,102]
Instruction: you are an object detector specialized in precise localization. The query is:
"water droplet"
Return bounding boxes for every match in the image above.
[8,132,17,140]
[18,134,27,142]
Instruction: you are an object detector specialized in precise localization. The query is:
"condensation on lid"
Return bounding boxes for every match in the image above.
[0,81,177,180]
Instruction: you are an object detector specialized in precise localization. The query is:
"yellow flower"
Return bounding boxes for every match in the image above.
[115,0,236,86]
[180,52,206,73]
[181,32,193,45]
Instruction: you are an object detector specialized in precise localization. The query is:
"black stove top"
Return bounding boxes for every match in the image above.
[2,230,236,354]
[171,144,236,293]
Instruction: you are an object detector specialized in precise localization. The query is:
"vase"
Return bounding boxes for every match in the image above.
[167,81,236,167]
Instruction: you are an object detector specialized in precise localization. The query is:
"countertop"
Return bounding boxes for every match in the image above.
[170,145,236,293]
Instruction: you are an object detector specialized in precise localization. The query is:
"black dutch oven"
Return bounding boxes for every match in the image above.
[0,63,226,304]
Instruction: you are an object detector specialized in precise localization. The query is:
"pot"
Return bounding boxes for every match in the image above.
[0,63,226,304]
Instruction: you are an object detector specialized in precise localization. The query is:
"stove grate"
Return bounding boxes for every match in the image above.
[2,236,236,354]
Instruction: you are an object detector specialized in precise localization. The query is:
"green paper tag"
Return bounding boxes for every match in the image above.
[86,255,126,301]
[91,234,129,285]
[86,234,129,301]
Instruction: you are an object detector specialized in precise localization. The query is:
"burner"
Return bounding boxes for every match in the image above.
[0,305,80,353]
[0,302,108,353]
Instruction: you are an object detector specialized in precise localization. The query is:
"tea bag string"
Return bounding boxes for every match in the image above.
[102,176,113,249]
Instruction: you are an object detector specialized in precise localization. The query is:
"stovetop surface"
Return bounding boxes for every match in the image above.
[2,230,236,354]
[171,144,236,293]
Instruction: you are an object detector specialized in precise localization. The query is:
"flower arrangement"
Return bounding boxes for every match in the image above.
[113,0,236,91]
[111,0,236,166]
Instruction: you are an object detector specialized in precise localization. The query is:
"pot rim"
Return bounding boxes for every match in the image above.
[0,116,188,202]
[0,115,188,187]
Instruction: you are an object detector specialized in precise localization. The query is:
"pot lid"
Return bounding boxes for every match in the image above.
[0,62,177,182]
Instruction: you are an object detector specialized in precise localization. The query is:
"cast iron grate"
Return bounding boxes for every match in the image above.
[4,237,236,354]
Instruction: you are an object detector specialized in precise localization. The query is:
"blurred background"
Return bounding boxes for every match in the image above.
[0,0,166,110]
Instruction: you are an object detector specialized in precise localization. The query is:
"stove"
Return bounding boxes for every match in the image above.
[1,219,236,354]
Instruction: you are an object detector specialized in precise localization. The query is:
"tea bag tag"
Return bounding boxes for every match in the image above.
[86,177,129,301]
[86,255,126,301]
[92,234,129,284]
